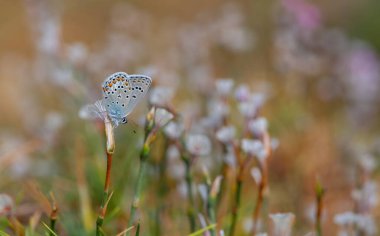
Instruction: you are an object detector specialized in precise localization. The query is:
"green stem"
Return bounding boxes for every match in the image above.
[207,195,217,236]
[184,158,196,232]
[49,219,56,236]
[96,190,108,236]
[127,147,149,235]
[229,178,242,236]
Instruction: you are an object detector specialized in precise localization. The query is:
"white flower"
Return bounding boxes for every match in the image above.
[351,180,378,212]
[186,134,211,156]
[241,139,268,162]
[149,87,174,107]
[216,79,234,96]
[355,214,377,235]
[235,84,250,102]
[164,120,184,139]
[154,108,174,127]
[216,126,236,144]
[0,194,13,216]
[334,212,377,235]
[208,99,230,118]
[358,154,377,173]
[238,93,266,118]
[334,211,357,226]
[251,167,262,185]
[248,117,268,136]
[269,213,295,236]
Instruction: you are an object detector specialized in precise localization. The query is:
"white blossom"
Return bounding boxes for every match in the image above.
[216,79,234,96]
[351,180,378,212]
[270,213,295,236]
[334,211,357,226]
[216,126,236,144]
[248,117,268,136]
[149,87,174,107]
[235,84,250,102]
[241,139,268,161]
[238,93,266,118]
[164,120,184,139]
[154,108,174,127]
[186,134,211,156]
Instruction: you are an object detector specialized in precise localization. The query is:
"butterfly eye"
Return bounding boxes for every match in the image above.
[121,117,128,124]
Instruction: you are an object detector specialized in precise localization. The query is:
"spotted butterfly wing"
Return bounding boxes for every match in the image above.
[101,72,133,120]
[123,74,152,116]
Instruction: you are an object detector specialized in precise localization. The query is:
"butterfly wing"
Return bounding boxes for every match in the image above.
[79,100,107,120]
[123,74,152,116]
[101,72,133,119]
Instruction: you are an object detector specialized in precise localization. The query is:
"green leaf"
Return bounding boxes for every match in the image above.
[188,224,216,236]
[42,222,58,236]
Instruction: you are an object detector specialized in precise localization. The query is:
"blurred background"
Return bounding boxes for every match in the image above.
[0,0,379,235]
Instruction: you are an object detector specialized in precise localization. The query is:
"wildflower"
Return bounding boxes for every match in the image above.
[358,154,377,173]
[241,139,268,162]
[355,214,377,235]
[215,79,234,96]
[334,211,356,226]
[269,213,295,236]
[0,194,13,216]
[186,134,211,156]
[149,87,174,107]
[335,212,377,235]
[351,180,378,212]
[248,117,268,136]
[164,120,184,139]
[216,126,236,144]
[235,84,251,102]
[154,108,174,128]
[238,93,266,118]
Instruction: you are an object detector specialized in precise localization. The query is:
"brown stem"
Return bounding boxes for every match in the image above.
[104,152,113,193]
[251,131,271,235]
[96,152,113,236]
[251,181,264,235]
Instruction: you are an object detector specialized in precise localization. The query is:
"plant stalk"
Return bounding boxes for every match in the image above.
[184,158,196,233]
[229,176,243,236]
[96,152,113,236]
[127,144,150,235]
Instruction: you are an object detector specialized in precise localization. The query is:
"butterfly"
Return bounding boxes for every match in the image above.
[81,72,152,126]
